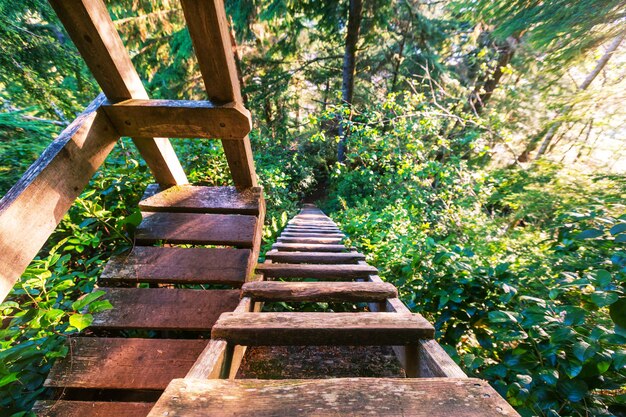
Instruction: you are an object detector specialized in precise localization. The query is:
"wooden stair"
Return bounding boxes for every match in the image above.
[143,205,519,416]
[35,186,265,416]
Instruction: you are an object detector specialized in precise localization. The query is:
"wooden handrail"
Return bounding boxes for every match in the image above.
[0,95,119,302]
[49,0,188,187]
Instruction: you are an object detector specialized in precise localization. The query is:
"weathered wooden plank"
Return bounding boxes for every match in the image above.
[45,338,207,390]
[284,226,342,232]
[100,247,250,286]
[271,243,348,252]
[91,288,240,331]
[265,251,365,264]
[0,95,118,303]
[242,281,397,302]
[277,237,343,244]
[212,312,434,345]
[49,0,187,187]
[102,99,251,140]
[256,263,377,279]
[135,212,257,247]
[139,185,262,215]
[281,232,345,238]
[149,378,520,417]
[180,0,257,188]
[33,401,154,417]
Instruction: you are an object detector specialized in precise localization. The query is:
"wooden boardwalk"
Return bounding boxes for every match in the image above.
[0,1,520,414]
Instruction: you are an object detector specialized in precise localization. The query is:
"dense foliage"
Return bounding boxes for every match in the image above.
[0,0,624,416]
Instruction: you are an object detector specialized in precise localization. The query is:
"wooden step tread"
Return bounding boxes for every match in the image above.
[283,227,341,233]
[280,232,345,238]
[211,312,434,345]
[33,401,154,417]
[91,288,240,331]
[241,281,397,302]
[135,212,257,247]
[139,185,262,215]
[265,252,365,264]
[44,338,207,390]
[149,378,518,417]
[272,243,348,252]
[277,236,343,243]
[256,263,377,279]
[100,247,250,286]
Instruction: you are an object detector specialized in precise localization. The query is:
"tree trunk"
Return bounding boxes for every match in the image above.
[468,36,518,115]
[337,0,363,163]
[534,30,625,160]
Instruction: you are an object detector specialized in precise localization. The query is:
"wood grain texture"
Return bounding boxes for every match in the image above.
[33,401,154,417]
[100,247,250,286]
[48,0,187,187]
[102,99,251,140]
[0,95,117,303]
[277,237,343,244]
[212,312,434,345]
[149,378,520,417]
[265,251,365,264]
[180,0,258,188]
[135,212,257,247]
[256,263,377,279]
[283,227,342,233]
[91,288,240,331]
[280,232,345,238]
[139,185,261,215]
[241,281,397,302]
[271,243,348,252]
[44,338,207,390]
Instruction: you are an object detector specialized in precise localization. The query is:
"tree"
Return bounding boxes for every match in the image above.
[533,30,626,160]
[337,0,363,163]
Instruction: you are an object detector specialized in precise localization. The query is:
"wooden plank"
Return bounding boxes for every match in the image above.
[241,281,397,302]
[271,243,348,252]
[91,288,240,331]
[280,232,345,238]
[211,312,434,345]
[139,185,262,215]
[256,263,377,279]
[100,247,250,286]
[0,95,118,303]
[49,0,187,187]
[180,0,257,188]
[33,401,153,417]
[265,251,365,264]
[135,212,257,247]
[45,338,207,390]
[277,237,343,244]
[102,99,251,140]
[150,378,520,417]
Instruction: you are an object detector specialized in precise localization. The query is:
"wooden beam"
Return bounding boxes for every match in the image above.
[0,95,118,303]
[180,0,258,188]
[102,99,251,140]
[48,0,187,187]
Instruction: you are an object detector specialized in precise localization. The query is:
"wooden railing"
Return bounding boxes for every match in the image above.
[0,0,257,302]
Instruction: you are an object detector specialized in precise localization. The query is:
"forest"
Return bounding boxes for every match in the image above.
[0,0,625,416]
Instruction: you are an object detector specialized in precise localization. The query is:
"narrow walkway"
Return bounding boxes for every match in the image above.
[148,205,519,417]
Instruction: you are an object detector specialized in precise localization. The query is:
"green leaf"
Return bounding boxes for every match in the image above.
[609,223,626,235]
[572,341,596,362]
[71,290,106,312]
[594,269,612,287]
[574,229,603,240]
[69,313,93,331]
[610,298,626,328]
[489,310,518,323]
[590,291,618,307]
[557,380,588,402]
[0,372,19,388]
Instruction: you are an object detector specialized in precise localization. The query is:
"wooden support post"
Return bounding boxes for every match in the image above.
[180,0,258,188]
[0,95,118,302]
[48,0,188,187]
